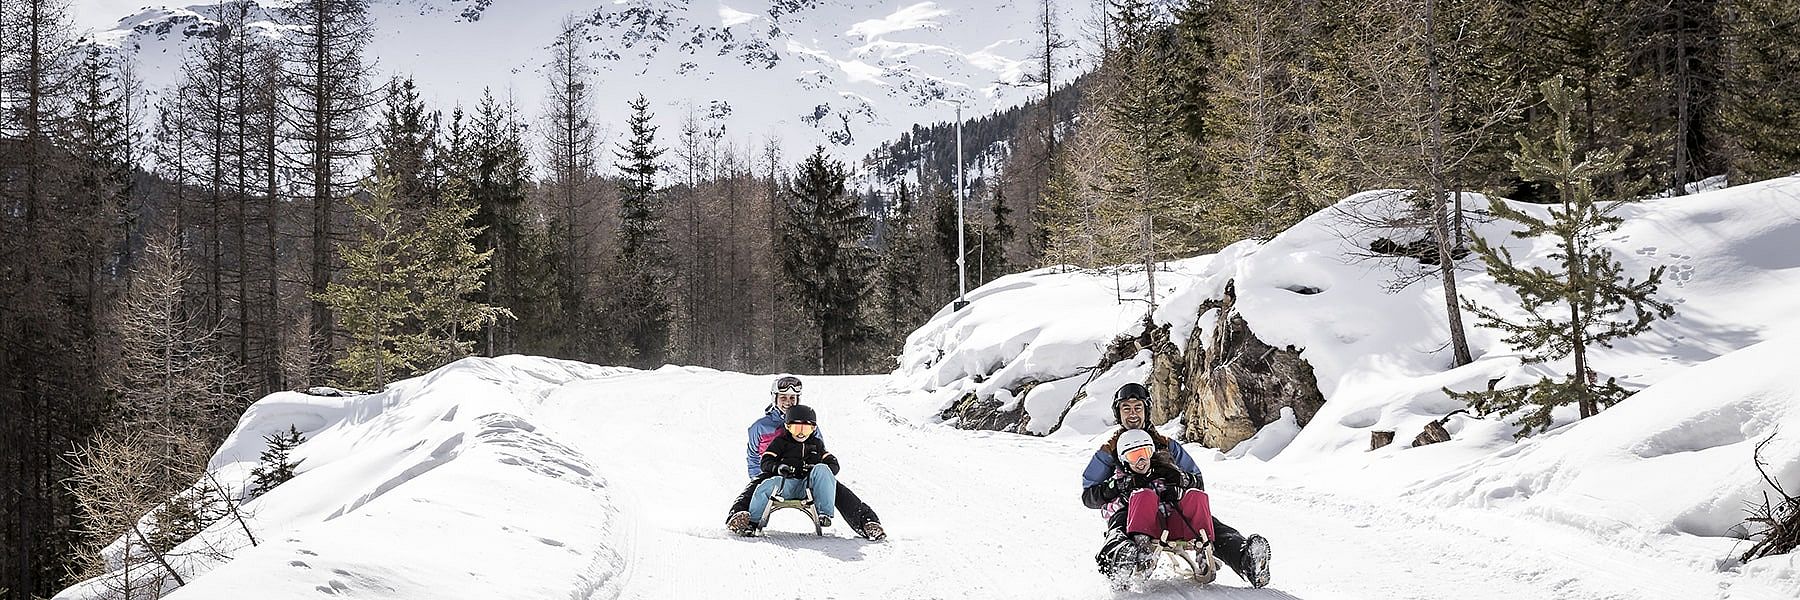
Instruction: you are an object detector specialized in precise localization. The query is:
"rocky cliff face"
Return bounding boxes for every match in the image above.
[1169,280,1326,450]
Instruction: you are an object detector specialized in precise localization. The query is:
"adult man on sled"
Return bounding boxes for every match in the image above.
[725,375,885,540]
[1080,382,1271,588]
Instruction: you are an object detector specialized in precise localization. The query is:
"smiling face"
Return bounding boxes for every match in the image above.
[774,393,799,412]
[1117,399,1148,429]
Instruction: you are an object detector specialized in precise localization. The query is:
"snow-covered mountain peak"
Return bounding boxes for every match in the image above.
[83,0,1091,163]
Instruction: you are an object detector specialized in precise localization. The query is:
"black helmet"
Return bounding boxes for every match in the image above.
[1111,382,1152,423]
[785,404,818,425]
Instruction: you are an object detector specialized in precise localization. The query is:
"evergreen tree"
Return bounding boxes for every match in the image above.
[879,181,929,351]
[988,185,1015,279]
[1716,0,1800,182]
[778,147,879,374]
[375,76,440,209]
[1202,0,1330,241]
[1451,77,1676,435]
[612,94,672,368]
[317,171,503,389]
[316,176,418,389]
[464,90,542,355]
[249,425,307,499]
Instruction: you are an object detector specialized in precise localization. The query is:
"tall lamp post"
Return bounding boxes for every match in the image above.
[949,99,970,311]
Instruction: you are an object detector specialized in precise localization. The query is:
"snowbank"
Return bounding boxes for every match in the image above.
[57,356,633,600]
[896,257,1216,433]
[1412,334,1800,545]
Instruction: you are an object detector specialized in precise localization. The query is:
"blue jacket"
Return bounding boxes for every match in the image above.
[747,404,826,477]
[1080,429,1200,488]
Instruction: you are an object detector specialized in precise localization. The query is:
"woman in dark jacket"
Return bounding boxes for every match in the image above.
[746,405,840,527]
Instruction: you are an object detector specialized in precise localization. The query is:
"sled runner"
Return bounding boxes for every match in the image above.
[1105,531,1222,591]
[752,488,825,537]
[1157,533,1222,584]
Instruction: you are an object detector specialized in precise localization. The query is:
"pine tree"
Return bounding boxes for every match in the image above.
[1451,77,1676,436]
[879,181,929,351]
[318,170,502,389]
[1716,0,1800,182]
[612,94,672,367]
[409,177,508,368]
[316,175,417,389]
[249,425,307,498]
[779,147,879,374]
[464,90,541,356]
[1202,0,1329,241]
[988,185,1015,279]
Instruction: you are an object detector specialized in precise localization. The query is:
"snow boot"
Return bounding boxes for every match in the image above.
[858,521,886,542]
[726,511,755,536]
[817,514,833,528]
[1129,533,1160,570]
[1227,534,1271,588]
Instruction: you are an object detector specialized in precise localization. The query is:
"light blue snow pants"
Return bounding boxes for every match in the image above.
[748,464,837,524]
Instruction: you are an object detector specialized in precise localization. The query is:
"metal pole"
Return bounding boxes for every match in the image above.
[954,101,969,311]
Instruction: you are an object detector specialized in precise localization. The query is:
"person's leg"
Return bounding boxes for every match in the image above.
[1123,489,1164,537]
[835,482,878,529]
[806,464,838,518]
[1211,517,1248,570]
[730,475,769,514]
[1177,490,1216,543]
[747,477,784,525]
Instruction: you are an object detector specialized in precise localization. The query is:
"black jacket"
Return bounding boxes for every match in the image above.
[759,430,840,476]
[1081,451,1195,509]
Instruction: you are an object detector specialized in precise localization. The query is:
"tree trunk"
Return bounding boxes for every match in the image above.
[1426,0,1473,367]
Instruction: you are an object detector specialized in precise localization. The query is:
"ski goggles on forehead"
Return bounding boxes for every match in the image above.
[1121,446,1154,463]
[775,378,802,393]
[786,423,816,436]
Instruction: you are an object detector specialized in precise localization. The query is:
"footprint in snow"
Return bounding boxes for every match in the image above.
[537,537,566,547]
[288,560,310,569]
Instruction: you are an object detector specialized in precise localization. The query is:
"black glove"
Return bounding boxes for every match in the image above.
[1156,480,1183,503]
[1110,471,1137,496]
[1184,471,1205,491]
[777,464,797,478]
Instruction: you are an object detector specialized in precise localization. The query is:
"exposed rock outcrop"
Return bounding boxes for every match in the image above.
[1167,280,1327,451]
[938,380,1040,434]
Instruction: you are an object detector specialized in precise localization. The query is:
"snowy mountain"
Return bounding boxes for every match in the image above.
[53,178,1800,599]
[80,0,1091,165]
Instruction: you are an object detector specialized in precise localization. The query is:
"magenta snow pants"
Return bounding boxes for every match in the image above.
[1125,488,1216,543]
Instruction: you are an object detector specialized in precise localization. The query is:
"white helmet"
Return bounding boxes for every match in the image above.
[770,375,802,398]
[1116,429,1156,463]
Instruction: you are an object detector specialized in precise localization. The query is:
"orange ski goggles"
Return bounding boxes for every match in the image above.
[786,423,816,437]
[1120,445,1154,464]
